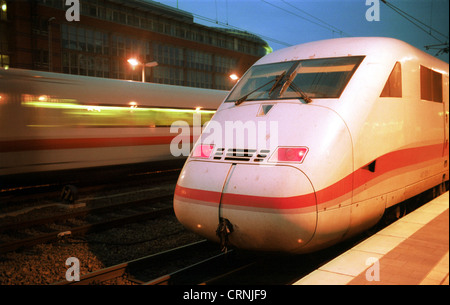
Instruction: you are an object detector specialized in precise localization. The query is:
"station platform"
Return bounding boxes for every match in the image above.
[294,191,449,285]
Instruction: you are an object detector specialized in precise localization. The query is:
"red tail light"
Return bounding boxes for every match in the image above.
[192,144,215,159]
[269,147,308,163]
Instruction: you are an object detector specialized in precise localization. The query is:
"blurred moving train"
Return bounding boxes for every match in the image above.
[0,68,227,178]
[174,37,449,254]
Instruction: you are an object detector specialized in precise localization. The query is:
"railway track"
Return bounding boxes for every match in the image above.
[50,187,442,286]
[146,250,258,285]
[53,240,225,285]
[0,165,182,207]
[51,235,362,285]
[0,166,194,284]
[0,193,174,254]
[2,175,442,285]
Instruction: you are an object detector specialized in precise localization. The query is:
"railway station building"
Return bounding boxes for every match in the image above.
[0,0,270,90]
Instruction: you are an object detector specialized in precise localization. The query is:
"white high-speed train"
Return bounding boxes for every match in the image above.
[174,37,449,253]
[0,68,227,177]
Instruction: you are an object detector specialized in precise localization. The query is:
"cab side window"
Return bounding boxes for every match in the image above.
[380,62,402,98]
[420,65,442,103]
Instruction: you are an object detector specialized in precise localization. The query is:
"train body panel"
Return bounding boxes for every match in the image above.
[0,68,227,176]
[174,161,317,252]
[174,37,449,253]
[175,100,355,252]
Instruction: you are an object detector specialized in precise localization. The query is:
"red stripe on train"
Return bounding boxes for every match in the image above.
[175,144,445,210]
[174,185,316,210]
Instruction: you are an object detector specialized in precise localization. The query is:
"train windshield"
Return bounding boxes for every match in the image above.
[226,56,364,104]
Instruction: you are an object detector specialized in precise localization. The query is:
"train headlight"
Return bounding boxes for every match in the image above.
[269,147,308,163]
[192,144,215,159]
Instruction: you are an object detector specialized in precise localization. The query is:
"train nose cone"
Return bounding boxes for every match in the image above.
[174,161,317,253]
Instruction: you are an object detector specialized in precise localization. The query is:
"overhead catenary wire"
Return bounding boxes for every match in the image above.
[425,43,449,56]
[182,0,351,48]
[191,12,292,47]
[381,0,449,43]
[147,0,292,47]
[280,0,352,37]
[260,0,352,37]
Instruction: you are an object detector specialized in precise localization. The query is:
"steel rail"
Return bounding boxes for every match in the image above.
[0,204,173,254]
[0,194,174,233]
[145,249,262,285]
[52,240,215,285]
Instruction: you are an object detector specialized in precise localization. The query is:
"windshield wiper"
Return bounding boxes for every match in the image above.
[235,71,286,106]
[288,82,312,103]
[279,71,312,103]
[268,71,287,96]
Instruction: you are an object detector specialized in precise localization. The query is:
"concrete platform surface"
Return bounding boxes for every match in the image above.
[294,192,449,285]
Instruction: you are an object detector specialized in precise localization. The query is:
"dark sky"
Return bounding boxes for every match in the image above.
[152,0,449,63]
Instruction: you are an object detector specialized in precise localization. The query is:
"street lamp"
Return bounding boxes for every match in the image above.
[229,74,239,81]
[127,58,158,83]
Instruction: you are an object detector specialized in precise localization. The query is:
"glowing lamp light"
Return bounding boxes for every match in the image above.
[127,58,140,67]
[129,101,138,109]
[230,74,239,81]
[87,106,101,112]
[1,3,6,12]
[269,147,309,163]
[192,144,214,159]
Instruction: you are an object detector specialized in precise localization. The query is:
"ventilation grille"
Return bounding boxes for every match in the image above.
[214,148,271,163]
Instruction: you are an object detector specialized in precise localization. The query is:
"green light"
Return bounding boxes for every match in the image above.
[22,98,216,128]
[1,3,6,12]
[22,100,215,114]
[23,100,80,109]
[263,45,273,55]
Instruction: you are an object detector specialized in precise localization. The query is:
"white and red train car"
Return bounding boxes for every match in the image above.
[0,68,226,177]
[174,37,449,253]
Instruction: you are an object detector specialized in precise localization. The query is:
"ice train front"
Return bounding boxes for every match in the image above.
[174,52,362,253]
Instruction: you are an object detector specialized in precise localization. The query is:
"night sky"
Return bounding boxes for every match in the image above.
[152,0,449,63]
